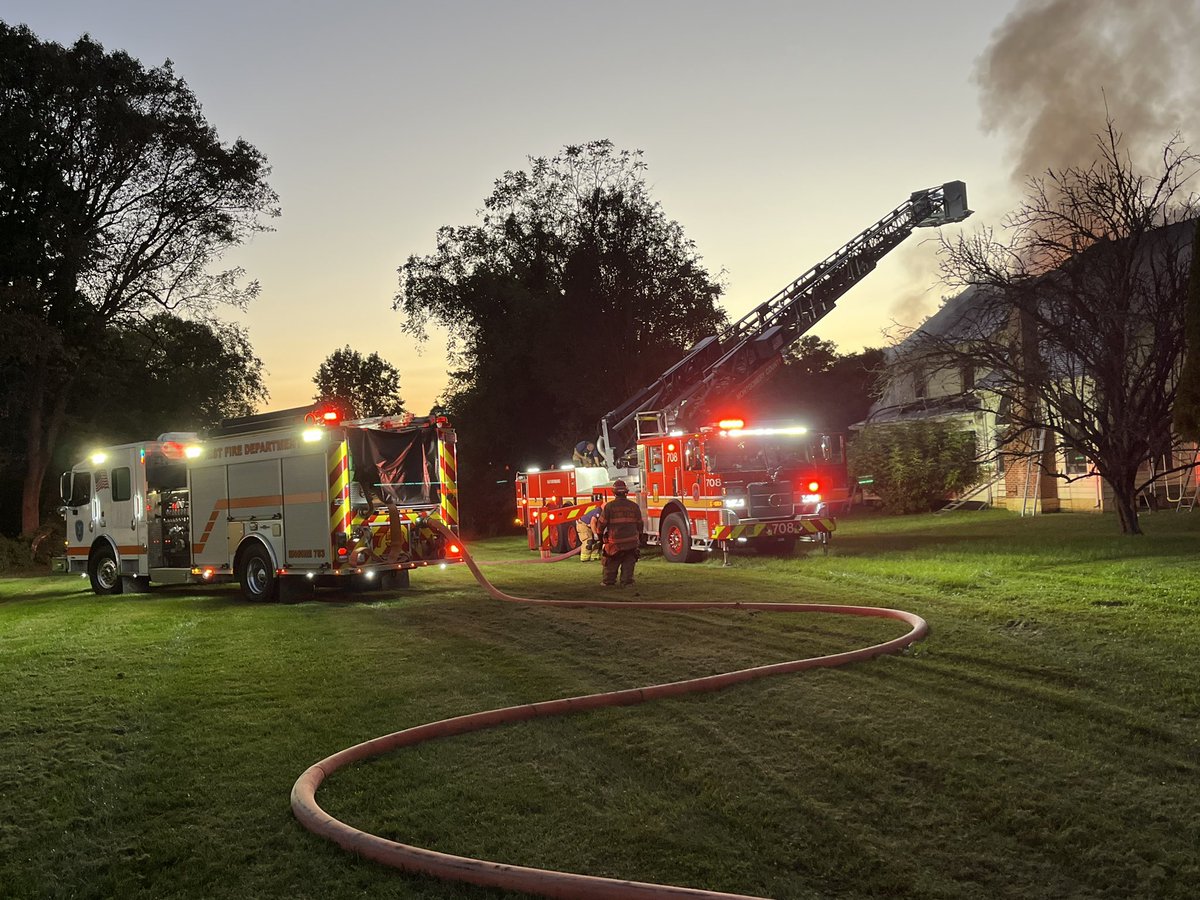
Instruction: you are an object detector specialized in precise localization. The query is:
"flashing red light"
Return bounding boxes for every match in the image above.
[807,480,820,492]
[718,418,745,430]
[337,547,349,558]
[447,543,461,556]
[161,440,183,459]
[322,410,340,423]
[667,443,676,452]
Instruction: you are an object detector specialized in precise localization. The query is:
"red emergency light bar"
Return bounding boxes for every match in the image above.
[718,418,745,430]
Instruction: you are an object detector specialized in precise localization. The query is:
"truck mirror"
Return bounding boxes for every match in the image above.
[60,472,72,503]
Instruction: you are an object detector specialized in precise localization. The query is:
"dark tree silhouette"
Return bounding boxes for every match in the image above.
[746,335,884,432]
[312,346,406,420]
[396,140,726,532]
[0,24,278,534]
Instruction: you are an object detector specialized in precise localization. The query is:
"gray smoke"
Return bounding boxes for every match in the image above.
[977,0,1200,182]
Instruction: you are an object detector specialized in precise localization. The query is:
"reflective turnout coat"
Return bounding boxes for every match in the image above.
[597,495,643,555]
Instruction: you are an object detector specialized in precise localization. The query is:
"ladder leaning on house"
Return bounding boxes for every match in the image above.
[1019,429,1047,517]
[936,470,1005,514]
[1178,447,1200,512]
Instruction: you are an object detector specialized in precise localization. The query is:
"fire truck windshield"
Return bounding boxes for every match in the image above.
[710,434,812,472]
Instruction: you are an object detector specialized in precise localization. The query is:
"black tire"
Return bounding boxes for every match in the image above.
[88,544,123,596]
[661,512,704,563]
[549,522,572,554]
[237,543,277,602]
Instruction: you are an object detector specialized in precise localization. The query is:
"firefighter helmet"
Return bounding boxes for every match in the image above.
[612,479,628,495]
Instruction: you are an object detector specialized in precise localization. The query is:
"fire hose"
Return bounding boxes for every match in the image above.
[291,523,929,899]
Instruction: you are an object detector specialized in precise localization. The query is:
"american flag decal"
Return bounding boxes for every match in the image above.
[94,470,109,491]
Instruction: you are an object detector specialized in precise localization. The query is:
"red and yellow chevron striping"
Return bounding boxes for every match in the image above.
[711,517,835,541]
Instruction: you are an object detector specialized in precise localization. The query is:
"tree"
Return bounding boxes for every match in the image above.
[312,346,406,420]
[746,335,885,432]
[0,24,278,534]
[904,123,1197,534]
[396,140,726,532]
[848,421,979,514]
[0,314,268,536]
[1172,221,1200,441]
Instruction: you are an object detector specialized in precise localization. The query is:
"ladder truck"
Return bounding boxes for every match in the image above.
[515,182,972,561]
[55,405,462,600]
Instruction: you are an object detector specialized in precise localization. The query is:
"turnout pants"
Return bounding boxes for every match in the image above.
[601,548,638,586]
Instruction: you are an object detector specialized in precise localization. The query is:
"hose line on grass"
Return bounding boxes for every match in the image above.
[291,524,929,900]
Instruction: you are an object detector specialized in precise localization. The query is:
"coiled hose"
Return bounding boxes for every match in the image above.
[292,524,928,899]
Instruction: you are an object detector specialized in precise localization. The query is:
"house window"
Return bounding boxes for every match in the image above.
[1063,448,1089,476]
[913,367,927,400]
[960,363,975,392]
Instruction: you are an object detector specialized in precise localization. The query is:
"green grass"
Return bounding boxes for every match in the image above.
[1,510,1198,899]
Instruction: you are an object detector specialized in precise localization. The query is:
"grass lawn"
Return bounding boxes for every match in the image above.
[1,510,1198,899]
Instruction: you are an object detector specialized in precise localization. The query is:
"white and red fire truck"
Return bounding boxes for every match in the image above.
[516,182,972,561]
[55,405,461,600]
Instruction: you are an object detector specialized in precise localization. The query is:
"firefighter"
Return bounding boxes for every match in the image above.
[573,440,601,466]
[576,505,601,562]
[596,479,643,587]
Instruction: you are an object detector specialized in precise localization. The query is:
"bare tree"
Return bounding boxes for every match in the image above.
[895,123,1198,534]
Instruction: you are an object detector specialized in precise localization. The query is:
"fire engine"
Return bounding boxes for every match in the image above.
[55,405,461,600]
[515,182,972,560]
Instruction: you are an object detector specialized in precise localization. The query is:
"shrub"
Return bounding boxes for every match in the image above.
[848,421,980,513]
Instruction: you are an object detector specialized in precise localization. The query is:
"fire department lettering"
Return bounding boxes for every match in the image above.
[211,438,297,459]
[288,548,326,559]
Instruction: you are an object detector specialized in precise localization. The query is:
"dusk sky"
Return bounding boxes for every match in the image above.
[6,1,1197,412]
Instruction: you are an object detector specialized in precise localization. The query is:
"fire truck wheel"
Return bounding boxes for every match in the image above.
[661,512,704,564]
[88,544,123,595]
[237,544,278,602]
[549,523,573,554]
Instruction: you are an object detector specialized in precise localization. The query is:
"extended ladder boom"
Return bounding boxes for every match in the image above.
[597,181,971,462]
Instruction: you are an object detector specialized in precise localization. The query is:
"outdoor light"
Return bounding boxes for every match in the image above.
[527,466,540,473]
[302,428,323,443]
[90,452,107,465]
[724,497,746,509]
[184,446,202,459]
[306,572,315,580]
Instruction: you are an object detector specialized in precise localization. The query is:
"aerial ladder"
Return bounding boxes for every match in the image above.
[595,182,973,465]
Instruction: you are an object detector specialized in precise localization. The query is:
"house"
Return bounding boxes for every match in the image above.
[860,221,1200,514]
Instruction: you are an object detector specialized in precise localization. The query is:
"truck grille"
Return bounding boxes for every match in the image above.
[748,481,794,519]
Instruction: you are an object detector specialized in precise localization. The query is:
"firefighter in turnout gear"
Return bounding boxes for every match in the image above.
[597,479,643,587]
[576,506,601,562]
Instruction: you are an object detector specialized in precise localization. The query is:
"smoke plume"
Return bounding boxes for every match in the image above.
[977,0,1200,183]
